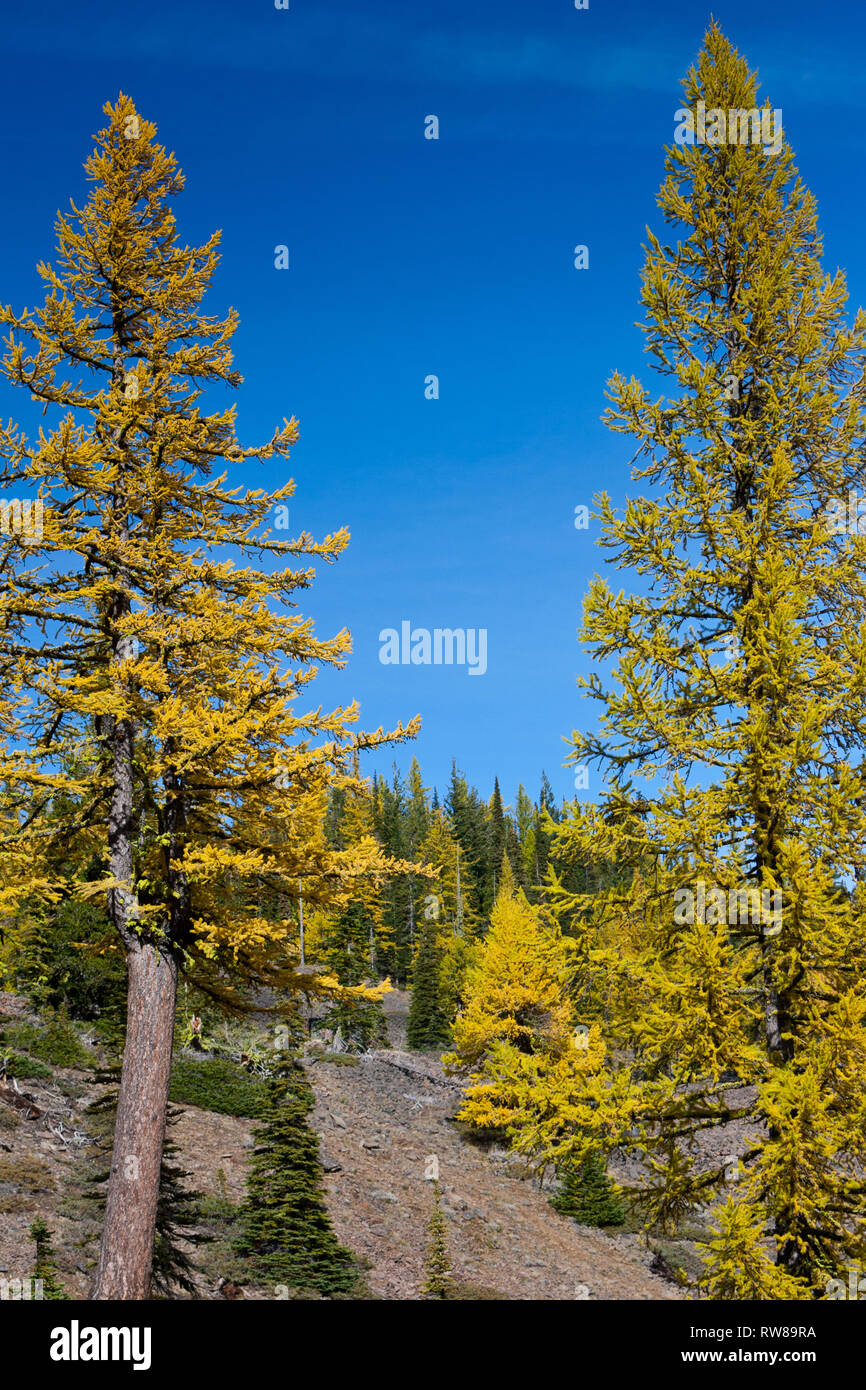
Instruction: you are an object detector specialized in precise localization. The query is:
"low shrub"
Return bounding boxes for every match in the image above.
[2,1051,53,1081]
[0,1156,56,1191]
[2,1015,94,1070]
[169,1057,268,1118]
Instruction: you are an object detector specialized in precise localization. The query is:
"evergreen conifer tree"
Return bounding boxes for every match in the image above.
[29,1219,66,1300]
[487,778,507,909]
[235,1061,358,1295]
[321,900,389,1049]
[444,764,487,913]
[552,1152,625,1227]
[151,1108,213,1297]
[420,1180,451,1299]
[406,915,451,1051]
[80,1077,210,1296]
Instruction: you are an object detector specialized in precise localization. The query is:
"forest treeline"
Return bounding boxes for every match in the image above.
[1,756,604,1046]
[319,760,602,981]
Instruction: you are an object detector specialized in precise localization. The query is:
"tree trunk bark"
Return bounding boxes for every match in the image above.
[90,940,177,1299]
[90,291,183,1299]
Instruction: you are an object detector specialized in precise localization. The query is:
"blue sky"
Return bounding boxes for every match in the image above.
[1,0,863,810]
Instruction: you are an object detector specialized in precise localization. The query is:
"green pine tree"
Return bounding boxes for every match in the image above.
[487,777,507,909]
[445,763,487,915]
[151,1107,213,1297]
[420,1180,452,1299]
[29,1218,66,1300]
[321,900,388,1049]
[406,916,452,1051]
[552,1152,625,1227]
[235,1061,358,1295]
[79,1075,210,1295]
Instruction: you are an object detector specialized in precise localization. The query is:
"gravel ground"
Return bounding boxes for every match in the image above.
[303,989,682,1300]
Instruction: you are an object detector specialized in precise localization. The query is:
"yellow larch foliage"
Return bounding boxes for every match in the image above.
[0,94,420,1296]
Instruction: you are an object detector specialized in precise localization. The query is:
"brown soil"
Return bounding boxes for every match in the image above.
[0,989,687,1300]
[303,988,681,1300]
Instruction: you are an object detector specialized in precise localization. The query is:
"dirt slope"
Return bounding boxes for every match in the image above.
[0,989,681,1300]
[304,988,680,1300]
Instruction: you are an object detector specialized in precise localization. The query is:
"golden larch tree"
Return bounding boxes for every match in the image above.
[0,96,418,1298]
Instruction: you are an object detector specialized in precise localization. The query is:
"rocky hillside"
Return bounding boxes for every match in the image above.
[305,989,679,1300]
[0,989,682,1300]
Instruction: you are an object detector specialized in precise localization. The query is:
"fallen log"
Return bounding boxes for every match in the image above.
[368,1051,463,1090]
[0,1076,42,1119]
